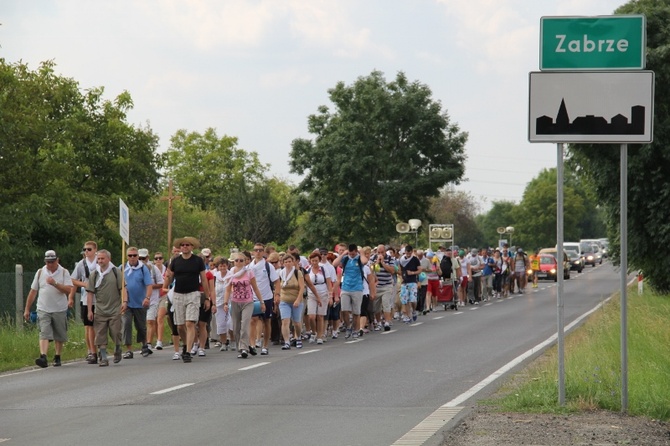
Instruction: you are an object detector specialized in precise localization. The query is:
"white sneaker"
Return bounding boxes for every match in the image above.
[155,341,163,350]
[308,335,316,344]
[197,348,206,357]
[172,352,181,360]
[190,345,198,355]
[316,338,324,345]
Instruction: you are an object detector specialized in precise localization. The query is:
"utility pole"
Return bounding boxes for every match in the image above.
[160,179,181,250]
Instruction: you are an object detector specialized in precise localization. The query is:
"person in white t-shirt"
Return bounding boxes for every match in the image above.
[70,241,99,363]
[24,250,74,368]
[250,243,280,355]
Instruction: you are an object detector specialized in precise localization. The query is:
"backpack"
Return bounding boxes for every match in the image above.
[341,255,367,282]
[264,260,274,292]
[440,255,453,279]
[89,268,122,294]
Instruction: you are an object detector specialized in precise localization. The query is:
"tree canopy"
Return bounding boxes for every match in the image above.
[289,70,467,247]
[0,59,161,270]
[569,0,670,291]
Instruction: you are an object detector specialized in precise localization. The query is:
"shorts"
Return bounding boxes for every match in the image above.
[360,294,371,316]
[339,290,363,315]
[427,279,440,296]
[37,310,68,342]
[307,291,329,316]
[172,291,200,325]
[158,295,168,310]
[80,302,94,327]
[198,306,212,323]
[400,282,418,305]
[327,302,340,321]
[376,285,394,313]
[146,303,159,321]
[460,276,469,290]
[261,298,274,319]
[279,301,304,322]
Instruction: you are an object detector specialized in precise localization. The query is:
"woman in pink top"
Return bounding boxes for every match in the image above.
[223,252,263,358]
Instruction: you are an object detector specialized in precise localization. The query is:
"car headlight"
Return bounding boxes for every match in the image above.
[550,268,556,274]
[587,255,594,260]
[527,269,533,275]
[575,260,581,264]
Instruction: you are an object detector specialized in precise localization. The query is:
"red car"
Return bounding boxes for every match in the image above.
[535,253,568,282]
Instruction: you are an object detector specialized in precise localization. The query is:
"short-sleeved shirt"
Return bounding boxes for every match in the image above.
[419,257,431,284]
[279,268,302,304]
[86,267,123,317]
[169,255,206,294]
[124,263,153,308]
[250,258,279,301]
[31,266,73,313]
[399,256,421,284]
[369,254,395,287]
[230,269,256,303]
[72,258,97,304]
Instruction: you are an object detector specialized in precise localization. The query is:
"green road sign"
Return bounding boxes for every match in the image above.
[540,15,645,70]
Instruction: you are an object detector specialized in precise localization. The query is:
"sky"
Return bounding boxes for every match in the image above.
[2,0,626,213]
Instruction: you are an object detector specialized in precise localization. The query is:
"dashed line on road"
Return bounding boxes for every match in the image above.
[238,362,270,371]
[344,338,364,344]
[381,329,397,335]
[433,316,444,320]
[150,383,194,395]
[410,322,423,326]
[298,349,321,355]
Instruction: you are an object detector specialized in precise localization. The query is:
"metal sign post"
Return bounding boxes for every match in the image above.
[557,143,565,405]
[620,143,628,412]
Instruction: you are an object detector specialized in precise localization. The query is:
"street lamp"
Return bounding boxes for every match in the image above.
[505,226,515,247]
[408,219,422,247]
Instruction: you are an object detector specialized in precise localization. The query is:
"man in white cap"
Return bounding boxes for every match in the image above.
[24,250,74,368]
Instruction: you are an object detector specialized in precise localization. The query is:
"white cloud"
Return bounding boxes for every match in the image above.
[259,68,312,89]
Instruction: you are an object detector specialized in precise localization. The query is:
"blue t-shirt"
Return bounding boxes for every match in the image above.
[483,257,495,276]
[124,263,152,308]
[341,255,364,292]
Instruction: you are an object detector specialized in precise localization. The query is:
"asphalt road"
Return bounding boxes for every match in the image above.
[0,261,624,446]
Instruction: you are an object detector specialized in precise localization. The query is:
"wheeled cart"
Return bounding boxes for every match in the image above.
[436,279,457,310]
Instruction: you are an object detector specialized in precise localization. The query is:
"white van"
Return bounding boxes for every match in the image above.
[563,242,581,255]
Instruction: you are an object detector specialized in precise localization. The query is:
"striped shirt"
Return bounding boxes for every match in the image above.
[370,254,395,287]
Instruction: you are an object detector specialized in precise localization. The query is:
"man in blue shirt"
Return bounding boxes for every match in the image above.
[122,247,153,358]
[332,244,369,339]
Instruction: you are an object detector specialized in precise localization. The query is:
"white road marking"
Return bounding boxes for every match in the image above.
[344,338,364,344]
[381,329,397,334]
[238,362,270,371]
[433,316,444,320]
[394,286,625,445]
[484,303,493,306]
[410,322,423,326]
[150,383,194,395]
[298,349,321,355]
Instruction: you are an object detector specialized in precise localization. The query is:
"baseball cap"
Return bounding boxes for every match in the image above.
[201,248,212,256]
[44,250,57,261]
[138,248,149,258]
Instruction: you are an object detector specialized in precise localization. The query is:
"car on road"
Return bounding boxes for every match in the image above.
[567,250,583,273]
[581,245,597,267]
[535,253,567,282]
[538,249,570,280]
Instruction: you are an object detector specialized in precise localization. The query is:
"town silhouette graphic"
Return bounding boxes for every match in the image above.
[536,99,645,135]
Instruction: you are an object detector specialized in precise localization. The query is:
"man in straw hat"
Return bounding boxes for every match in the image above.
[163,236,212,363]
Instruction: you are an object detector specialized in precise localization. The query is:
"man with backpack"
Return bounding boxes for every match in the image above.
[70,240,99,364]
[250,242,280,355]
[121,246,153,358]
[332,244,369,339]
[86,249,124,367]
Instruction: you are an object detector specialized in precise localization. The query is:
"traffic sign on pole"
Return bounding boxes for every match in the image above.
[119,199,130,245]
[540,15,646,70]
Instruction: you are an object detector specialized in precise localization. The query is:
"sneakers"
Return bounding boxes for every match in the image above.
[345,328,352,339]
[86,353,98,364]
[308,335,316,344]
[352,331,359,339]
[316,338,324,345]
[155,340,163,350]
[281,343,291,350]
[261,348,269,355]
[141,347,151,357]
[220,343,229,352]
[99,359,109,367]
[374,323,382,331]
[393,312,401,320]
[197,348,206,357]
[384,322,391,332]
[35,355,48,368]
[238,350,248,358]
[295,340,303,349]
[249,346,257,356]
[190,345,198,356]
[402,316,411,323]
[331,332,338,340]
[53,357,62,367]
[172,352,181,360]
[182,352,192,363]
[359,329,365,336]
[113,350,122,364]
[123,351,133,359]
[412,311,418,322]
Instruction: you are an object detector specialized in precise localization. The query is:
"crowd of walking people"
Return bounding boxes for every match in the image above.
[24,238,533,367]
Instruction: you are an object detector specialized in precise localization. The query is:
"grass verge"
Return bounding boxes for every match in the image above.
[494,287,670,421]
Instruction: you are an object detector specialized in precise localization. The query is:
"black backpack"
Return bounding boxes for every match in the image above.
[440,255,453,279]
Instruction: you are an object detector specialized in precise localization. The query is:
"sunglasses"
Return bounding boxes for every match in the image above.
[84,247,94,251]
[269,261,278,264]
[154,257,163,260]
[139,257,147,260]
[234,259,245,263]
[45,260,56,264]
[128,254,138,257]
[180,243,192,247]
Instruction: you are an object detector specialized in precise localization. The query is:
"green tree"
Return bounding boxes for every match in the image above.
[0,59,161,271]
[428,189,483,248]
[569,1,670,291]
[289,71,467,247]
[475,200,518,248]
[512,168,587,251]
[163,128,268,210]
